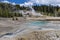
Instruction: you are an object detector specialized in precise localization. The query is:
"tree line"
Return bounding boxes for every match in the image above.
[33,5,60,16]
[0,2,60,17]
[0,3,23,18]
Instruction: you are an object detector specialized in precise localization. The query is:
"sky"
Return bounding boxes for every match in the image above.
[0,0,60,6]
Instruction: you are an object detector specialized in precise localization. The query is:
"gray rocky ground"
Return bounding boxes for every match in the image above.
[0,17,60,40]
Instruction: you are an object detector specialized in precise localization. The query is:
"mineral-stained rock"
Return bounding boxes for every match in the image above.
[1,30,60,40]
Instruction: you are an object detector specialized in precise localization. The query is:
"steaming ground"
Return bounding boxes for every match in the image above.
[0,17,60,40]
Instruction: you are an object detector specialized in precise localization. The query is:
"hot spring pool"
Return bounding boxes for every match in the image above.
[23,21,60,30]
[26,21,48,26]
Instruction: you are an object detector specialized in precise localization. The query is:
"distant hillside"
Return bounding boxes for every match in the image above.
[0,3,23,17]
[33,5,60,16]
[0,2,60,17]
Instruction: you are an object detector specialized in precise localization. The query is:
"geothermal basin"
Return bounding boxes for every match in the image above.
[0,18,60,40]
